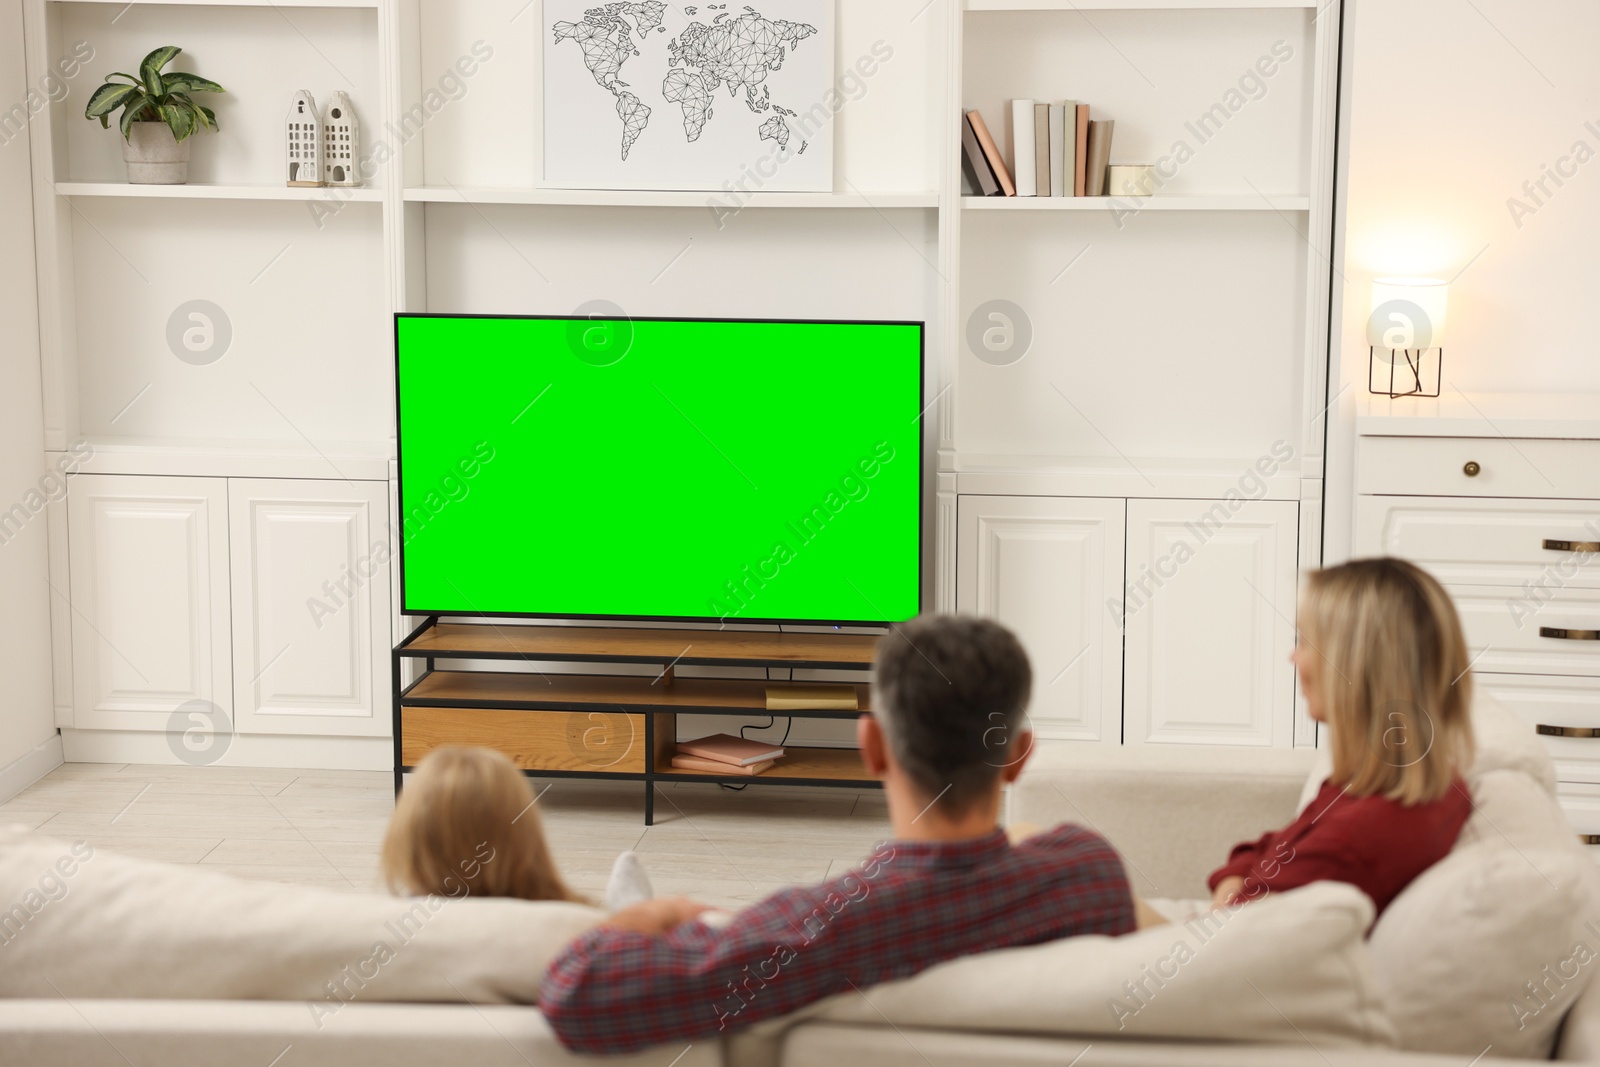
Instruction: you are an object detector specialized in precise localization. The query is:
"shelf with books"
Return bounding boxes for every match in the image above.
[960,194,1310,211]
[964,0,1317,9]
[656,746,874,785]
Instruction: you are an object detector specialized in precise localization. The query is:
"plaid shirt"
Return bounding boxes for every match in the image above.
[539,824,1134,1054]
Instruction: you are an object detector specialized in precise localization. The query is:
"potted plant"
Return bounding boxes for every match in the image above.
[84,46,225,185]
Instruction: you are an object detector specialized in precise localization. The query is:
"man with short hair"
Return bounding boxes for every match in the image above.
[539,614,1135,1054]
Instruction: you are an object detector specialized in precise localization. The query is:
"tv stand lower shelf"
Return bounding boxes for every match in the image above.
[392,618,881,824]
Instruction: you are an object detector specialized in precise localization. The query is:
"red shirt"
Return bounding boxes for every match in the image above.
[1208,777,1472,916]
[540,824,1135,1054]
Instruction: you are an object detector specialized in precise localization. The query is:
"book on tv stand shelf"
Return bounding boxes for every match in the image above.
[677,732,785,766]
[670,754,778,777]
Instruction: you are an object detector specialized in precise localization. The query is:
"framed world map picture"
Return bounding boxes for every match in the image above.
[542,1,835,192]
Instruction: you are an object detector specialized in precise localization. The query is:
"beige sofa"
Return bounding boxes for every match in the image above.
[3,699,1597,1067]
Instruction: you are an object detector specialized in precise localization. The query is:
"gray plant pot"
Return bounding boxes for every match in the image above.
[123,121,191,184]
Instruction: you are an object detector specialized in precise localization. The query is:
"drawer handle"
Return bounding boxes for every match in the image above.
[1538,724,1600,738]
[1582,834,1600,847]
[1463,461,1481,477]
[1540,627,1600,641]
[1545,539,1600,553]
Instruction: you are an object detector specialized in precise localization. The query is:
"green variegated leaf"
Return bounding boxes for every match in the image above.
[84,82,142,120]
[139,45,182,95]
[159,101,196,142]
[119,103,141,140]
[170,93,219,131]
[177,96,219,131]
[161,72,224,96]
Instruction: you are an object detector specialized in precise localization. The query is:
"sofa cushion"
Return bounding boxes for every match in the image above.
[1367,769,1600,1060]
[1295,689,1558,813]
[775,1022,1460,1067]
[0,826,605,1007]
[801,881,1395,1047]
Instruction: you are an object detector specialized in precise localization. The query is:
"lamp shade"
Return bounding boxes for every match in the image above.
[1368,277,1448,349]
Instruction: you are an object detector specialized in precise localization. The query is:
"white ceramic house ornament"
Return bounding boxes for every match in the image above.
[285,90,322,186]
[322,91,359,186]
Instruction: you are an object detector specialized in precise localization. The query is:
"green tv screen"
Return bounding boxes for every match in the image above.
[394,315,924,624]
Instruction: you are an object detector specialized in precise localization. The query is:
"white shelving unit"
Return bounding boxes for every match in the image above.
[21,0,1339,767]
[939,0,1340,751]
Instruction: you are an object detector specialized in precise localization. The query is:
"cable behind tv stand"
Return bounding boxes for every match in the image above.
[391,618,882,824]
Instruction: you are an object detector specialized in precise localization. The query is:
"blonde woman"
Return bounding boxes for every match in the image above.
[1203,557,1476,917]
[381,746,651,907]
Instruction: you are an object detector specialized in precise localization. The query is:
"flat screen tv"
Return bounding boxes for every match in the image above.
[394,314,924,625]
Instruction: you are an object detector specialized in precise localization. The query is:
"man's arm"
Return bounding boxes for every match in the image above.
[538,882,851,1055]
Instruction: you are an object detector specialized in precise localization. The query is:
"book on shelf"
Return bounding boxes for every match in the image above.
[1048,103,1068,197]
[965,109,1015,196]
[1010,99,1037,197]
[676,732,785,766]
[1032,103,1050,197]
[960,114,1001,196]
[1085,119,1114,196]
[1073,104,1090,196]
[766,684,859,711]
[670,754,778,777]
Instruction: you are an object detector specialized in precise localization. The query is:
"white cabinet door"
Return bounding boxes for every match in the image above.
[67,475,231,731]
[1124,499,1299,748]
[956,496,1124,743]
[229,479,392,737]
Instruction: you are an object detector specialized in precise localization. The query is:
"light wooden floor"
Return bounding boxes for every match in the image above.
[0,763,891,910]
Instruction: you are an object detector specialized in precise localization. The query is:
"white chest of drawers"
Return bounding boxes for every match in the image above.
[1353,394,1600,844]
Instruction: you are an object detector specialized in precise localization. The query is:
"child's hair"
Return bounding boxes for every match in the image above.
[1300,558,1475,805]
[873,614,1032,815]
[381,746,586,903]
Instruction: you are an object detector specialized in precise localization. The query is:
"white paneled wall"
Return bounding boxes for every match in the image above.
[1328,0,1600,560]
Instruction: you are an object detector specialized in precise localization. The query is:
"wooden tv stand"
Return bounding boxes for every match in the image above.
[392,618,881,824]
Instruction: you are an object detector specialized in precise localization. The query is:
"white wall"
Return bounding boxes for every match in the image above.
[1327,0,1600,558]
[0,0,62,787]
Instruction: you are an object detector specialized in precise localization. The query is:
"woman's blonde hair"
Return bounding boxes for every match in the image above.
[1300,558,1475,805]
[381,746,586,903]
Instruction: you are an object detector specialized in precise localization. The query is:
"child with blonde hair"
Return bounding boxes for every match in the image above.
[1202,557,1476,916]
[381,746,650,907]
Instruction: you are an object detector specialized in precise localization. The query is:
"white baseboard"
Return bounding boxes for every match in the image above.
[0,733,65,803]
[59,730,391,771]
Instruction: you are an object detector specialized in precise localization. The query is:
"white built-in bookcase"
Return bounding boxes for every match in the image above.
[22,0,1340,765]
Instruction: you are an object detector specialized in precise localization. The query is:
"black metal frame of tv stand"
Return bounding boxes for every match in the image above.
[391,616,882,825]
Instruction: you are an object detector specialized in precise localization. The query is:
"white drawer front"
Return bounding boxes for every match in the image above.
[1358,436,1600,499]
[1455,587,1600,678]
[1354,496,1600,589]
[1554,783,1600,854]
[1477,673,1600,784]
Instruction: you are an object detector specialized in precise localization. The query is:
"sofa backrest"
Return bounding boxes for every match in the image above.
[0,825,604,1010]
